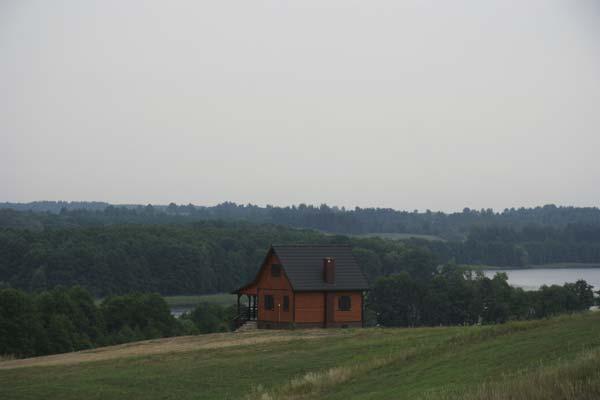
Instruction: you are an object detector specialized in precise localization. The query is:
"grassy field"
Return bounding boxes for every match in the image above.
[1,313,600,399]
[163,293,237,308]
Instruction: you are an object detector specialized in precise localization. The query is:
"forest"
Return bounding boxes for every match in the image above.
[0,220,426,296]
[3,201,600,239]
[0,285,239,358]
[1,205,599,359]
[412,223,600,266]
[1,273,596,358]
[0,287,177,357]
[369,268,596,327]
[2,208,600,296]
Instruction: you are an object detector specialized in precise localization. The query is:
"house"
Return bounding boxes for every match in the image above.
[233,244,369,329]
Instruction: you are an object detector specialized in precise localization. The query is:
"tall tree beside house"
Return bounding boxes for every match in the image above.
[369,272,422,327]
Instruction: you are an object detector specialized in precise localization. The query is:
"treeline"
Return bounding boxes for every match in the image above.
[413,224,600,266]
[0,286,239,358]
[1,220,432,296]
[0,287,178,357]
[369,266,597,327]
[2,219,600,297]
[3,202,600,240]
[2,277,596,358]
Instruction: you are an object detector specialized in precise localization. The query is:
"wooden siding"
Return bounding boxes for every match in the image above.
[333,291,362,323]
[258,254,291,291]
[289,291,363,325]
[237,249,364,327]
[294,292,325,323]
[256,254,293,323]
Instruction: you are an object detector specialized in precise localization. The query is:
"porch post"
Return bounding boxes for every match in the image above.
[249,295,252,319]
[247,295,251,318]
[361,291,365,328]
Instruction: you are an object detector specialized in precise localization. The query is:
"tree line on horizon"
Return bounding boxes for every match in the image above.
[412,223,600,267]
[2,215,600,296]
[0,220,429,296]
[2,201,600,239]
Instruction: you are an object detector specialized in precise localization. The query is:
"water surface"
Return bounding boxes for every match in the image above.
[483,268,600,290]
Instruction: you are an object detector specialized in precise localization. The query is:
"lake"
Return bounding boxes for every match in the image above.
[483,268,600,290]
[170,307,193,317]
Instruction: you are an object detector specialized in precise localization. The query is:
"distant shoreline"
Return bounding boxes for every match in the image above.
[468,262,600,271]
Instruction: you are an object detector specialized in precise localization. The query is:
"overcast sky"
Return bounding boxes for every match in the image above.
[1,1,599,212]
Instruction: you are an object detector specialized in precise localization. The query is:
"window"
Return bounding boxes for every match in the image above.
[338,296,351,311]
[271,264,281,277]
[283,295,289,311]
[264,294,274,310]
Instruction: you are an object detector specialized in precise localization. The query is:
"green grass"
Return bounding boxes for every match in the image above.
[2,313,600,399]
[163,293,237,308]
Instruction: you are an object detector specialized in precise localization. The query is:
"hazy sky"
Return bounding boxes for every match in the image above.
[2,1,599,212]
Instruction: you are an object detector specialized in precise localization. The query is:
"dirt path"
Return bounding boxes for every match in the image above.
[0,330,338,370]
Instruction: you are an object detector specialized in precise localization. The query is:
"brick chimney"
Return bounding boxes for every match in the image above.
[323,257,335,284]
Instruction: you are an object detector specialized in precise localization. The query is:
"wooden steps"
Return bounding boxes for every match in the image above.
[236,320,257,332]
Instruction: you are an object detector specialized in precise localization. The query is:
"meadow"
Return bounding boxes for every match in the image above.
[1,312,599,400]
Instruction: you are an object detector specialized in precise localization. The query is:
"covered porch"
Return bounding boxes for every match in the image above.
[232,287,258,329]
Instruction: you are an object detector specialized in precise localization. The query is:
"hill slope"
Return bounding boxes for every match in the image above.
[1,313,600,400]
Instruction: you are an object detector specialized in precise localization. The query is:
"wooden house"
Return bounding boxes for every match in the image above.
[233,245,369,329]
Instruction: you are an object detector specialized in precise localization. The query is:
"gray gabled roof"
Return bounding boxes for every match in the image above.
[272,244,369,291]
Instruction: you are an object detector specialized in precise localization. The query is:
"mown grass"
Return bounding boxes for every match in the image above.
[1,313,600,400]
[426,349,600,400]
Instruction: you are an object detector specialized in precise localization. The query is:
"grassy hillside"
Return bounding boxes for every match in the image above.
[1,313,600,400]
